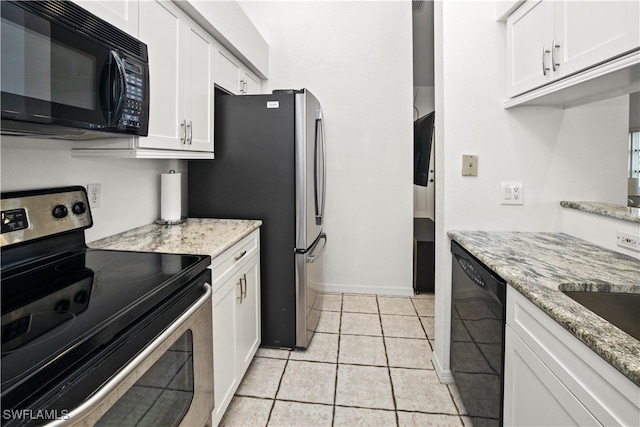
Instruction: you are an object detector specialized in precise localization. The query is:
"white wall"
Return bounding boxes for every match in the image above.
[0,137,184,242]
[240,1,415,296]
[432,1,631,380]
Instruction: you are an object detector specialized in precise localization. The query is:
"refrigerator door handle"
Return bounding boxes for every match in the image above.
[314,111,326,226]
[306,233,327,263]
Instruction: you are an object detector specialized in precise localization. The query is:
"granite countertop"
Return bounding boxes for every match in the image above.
[448,231,640,387]
[561,200,640,223]
[89,218,262,258]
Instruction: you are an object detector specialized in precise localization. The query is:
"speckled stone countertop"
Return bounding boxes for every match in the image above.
[89,218,262,258]
[448,231,640,387]
[561,200,640,223]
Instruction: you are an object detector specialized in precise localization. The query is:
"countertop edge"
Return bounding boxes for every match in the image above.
[89,218,263,260]
[448,230,640,387]
[560,200,640,223]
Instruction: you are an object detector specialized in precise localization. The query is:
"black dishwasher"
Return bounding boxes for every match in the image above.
[451,241,506,427]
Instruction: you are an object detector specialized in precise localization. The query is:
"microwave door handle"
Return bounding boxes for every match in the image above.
[109,51,127,125]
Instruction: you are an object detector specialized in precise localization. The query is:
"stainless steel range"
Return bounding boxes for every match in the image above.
[1,187,214,426]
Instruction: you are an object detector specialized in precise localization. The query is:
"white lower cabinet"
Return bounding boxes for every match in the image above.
[504,327,599,426]
[504,286,640,426]
[210,230,261,426]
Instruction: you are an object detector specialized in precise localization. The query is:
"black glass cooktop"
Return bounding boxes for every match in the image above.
[1,248,209,404]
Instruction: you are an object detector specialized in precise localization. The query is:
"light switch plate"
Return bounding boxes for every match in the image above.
[462,154,478,176]
[500,182,523,205]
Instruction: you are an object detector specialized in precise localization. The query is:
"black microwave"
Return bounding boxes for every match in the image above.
[1,1,149,139]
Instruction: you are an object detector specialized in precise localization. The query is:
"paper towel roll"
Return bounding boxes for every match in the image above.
[161,171,181,221]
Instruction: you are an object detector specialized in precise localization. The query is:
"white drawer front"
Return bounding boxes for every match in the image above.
[211,229,259,289]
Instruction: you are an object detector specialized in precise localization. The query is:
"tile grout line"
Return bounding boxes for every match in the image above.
[264,347,291,426]
[331,292,344,426]
[376,295,400,427]
[226,293,463,426]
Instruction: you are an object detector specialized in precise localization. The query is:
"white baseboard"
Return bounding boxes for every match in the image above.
[432,351,454,383]
[319,282,414,297]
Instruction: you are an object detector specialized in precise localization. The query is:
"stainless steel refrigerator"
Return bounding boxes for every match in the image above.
[188,88,326,349]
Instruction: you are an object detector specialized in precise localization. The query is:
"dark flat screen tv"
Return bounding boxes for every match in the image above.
[414,112,434,186]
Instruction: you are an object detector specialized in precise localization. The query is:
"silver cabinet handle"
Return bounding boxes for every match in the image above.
[551,39,560,72]
[542,44,551,76]
[180,119,187,144]
[237,277,243,303]
[241,274,247,299]
[234,250,247,261]
[187,120,193,145]
[236,274,247,303]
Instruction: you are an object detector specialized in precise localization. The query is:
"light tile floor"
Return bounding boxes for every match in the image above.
[220,293,470,426]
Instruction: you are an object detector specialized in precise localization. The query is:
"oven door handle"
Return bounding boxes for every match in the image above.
[45,283,212,426]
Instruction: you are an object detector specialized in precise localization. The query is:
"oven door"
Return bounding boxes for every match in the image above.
[46,284,214,427]
[0,1,146,137]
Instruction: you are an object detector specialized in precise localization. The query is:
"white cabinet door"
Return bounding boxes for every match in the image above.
[243,70,262,95]
[236,256,261,375]
[183,24,214,152]
[505,286,640,425]
[506,0,555,97]
[210,230,261,426]
[504,327,600,426]
[73,0,139,36]
[138,0,183,150]
[216,46,243,94]
[138,1,213,153]
[506,0,640,98]
[214,43,262,95]
[554,1,640,77]
[212,272,239,426]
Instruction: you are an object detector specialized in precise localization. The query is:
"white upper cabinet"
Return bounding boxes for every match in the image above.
[242,70,262,95]
[507,0,556,97]
[180,23,214,151]
[138,1,213,153]
[72,0,264,159]
[73,0,139,36]
[555,1,640,77]
[506,0,640,100]
[215,43,262,95]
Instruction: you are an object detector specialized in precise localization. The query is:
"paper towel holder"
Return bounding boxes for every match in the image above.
[156,170,187,226]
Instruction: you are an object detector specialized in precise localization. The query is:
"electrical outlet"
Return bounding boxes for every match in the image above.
[87,184,101,208]
[617,231,640,252]
[500,182,524,205]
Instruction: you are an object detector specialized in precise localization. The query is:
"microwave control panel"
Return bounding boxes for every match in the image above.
[120,59,146,130]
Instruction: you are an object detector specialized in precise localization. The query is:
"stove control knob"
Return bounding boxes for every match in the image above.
[55,299,70,313]
[74,291,88,304]
[52,204,68,219]
[72,201,87,215]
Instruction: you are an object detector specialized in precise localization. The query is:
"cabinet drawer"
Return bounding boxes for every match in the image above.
[211,229,259,289]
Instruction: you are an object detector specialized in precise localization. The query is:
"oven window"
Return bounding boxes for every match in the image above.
[95,331,194,426]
